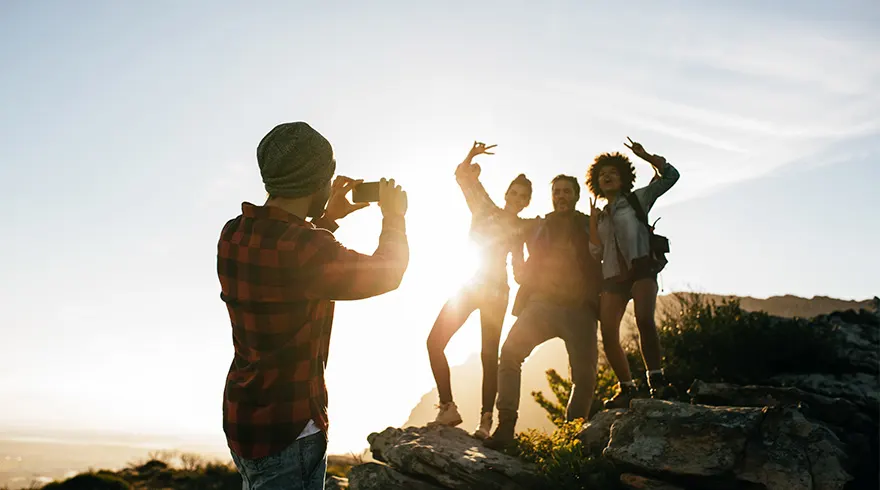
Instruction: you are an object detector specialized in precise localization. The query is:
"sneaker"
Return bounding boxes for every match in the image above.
[603,382,640,410]
[483,413,517,450]
[647,372,679,401]
[427,401,463,427]
[473,412,493,440]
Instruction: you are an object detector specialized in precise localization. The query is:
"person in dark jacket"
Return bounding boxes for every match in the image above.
[484,174,603,449]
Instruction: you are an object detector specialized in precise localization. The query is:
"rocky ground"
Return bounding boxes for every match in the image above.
[342,306,878,490]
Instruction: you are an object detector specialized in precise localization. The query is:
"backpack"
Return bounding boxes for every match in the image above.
[623,193,669,274]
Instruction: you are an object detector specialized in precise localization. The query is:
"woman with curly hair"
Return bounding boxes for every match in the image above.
[587,137,680,409]
[426,141,536,439]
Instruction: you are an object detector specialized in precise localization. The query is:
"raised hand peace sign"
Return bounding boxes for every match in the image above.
[624,137,649,159]
[467,141,497,160]
[624,136,666,167]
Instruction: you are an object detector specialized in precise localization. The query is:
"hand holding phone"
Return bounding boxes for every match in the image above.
[323,176,370,221]
[378,178,407,217]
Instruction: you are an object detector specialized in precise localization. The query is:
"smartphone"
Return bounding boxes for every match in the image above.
[352,181,381,203]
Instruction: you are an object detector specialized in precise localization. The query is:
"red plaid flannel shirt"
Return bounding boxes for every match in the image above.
[217,202,408,459]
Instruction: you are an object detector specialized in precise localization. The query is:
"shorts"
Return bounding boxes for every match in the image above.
[601,257,657,299]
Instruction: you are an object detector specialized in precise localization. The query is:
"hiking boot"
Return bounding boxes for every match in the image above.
[483,412,517,450]
[427,401,463,427]
[603,382,641,410]
[473,412,493,440]
[647,372,679,401]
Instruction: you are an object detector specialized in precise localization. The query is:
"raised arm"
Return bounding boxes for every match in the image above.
[624,137,681,210]
[292,216,409,300]
[290,179,410,300]
[455,141,502,216]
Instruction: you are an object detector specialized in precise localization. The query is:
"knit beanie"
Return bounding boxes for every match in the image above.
[257,122,336,198]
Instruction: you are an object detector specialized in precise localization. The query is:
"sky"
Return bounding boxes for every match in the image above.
[1,0,878,456]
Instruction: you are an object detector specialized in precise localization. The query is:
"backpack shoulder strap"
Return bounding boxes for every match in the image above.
[623,192,650,229]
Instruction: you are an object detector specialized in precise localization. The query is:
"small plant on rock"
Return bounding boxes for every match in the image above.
[511,419,620,490]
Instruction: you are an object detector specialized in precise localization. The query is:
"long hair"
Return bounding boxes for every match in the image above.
[586,152,636,198]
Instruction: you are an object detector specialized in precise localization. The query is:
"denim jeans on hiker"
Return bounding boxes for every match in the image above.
[230,432,327,490]
[497,299,599,422]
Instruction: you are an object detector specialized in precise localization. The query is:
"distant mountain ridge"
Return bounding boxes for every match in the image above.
[403,293,876,435]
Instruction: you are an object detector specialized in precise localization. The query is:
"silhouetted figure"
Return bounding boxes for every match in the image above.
[217,122,409,490]
[426,141,537,440]
[587,137,680,409]
[484,175,603,450]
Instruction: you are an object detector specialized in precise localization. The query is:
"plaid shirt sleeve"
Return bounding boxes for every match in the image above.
[284,214,409,300]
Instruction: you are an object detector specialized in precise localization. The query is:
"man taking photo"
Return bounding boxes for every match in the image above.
[216,121,409,489]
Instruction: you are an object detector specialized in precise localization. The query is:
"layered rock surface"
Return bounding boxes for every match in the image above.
[348,305,877,489]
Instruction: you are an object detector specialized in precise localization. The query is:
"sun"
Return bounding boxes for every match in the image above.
[408,232,482,299]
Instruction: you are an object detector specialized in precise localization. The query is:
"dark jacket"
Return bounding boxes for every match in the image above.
[511,210,602,316]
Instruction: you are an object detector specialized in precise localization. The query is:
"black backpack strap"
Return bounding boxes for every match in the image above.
[623,192,650,230]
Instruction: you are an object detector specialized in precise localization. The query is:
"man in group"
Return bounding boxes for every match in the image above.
[216,121,410,489]
[484,174,604,449]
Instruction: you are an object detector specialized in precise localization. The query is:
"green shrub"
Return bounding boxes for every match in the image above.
[533,356,645,429]
[531,368,572,427]
[532,293,846,428]
[511,420,620,489]
[41,472,131,490]
[658,294,841,390]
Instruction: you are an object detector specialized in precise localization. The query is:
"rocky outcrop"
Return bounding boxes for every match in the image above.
[348,463,442,490]
[688,380,876,437]
[361,425,541,489]
[821,309,879,375]
[767,372,879,414]
[604,399,851,489]
[349,400,855,490]
[576,408,625,456]
[347,305,877,490]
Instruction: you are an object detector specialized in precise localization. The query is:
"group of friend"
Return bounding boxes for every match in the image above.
[216,122,680,489]
[426,139,680,449]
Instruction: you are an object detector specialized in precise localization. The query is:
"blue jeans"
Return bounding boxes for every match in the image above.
[497,300,598,422]
[231,432,328,490]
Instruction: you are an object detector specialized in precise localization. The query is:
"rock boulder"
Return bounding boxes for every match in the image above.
[604,399,851,490]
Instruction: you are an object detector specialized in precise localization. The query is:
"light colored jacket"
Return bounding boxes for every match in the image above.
[589,161,680,279]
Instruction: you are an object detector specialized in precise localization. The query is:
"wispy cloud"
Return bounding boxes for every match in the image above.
[511,4,880,202]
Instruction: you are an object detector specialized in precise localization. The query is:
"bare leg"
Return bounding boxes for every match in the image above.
[600,292,632,383]
[427,290,479,404]
[479,293,508,415]
[631,278,661,371]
